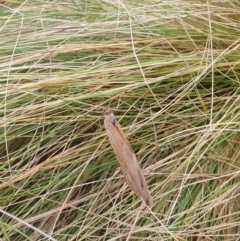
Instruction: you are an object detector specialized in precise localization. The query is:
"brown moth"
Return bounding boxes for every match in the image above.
[104,109,152,207]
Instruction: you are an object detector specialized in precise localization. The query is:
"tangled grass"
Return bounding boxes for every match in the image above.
[0,0,240,240]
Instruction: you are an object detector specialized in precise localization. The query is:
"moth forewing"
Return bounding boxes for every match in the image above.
[104,109,152,207]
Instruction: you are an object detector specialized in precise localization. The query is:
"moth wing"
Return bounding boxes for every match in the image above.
[109,121,152,207]
[114,120,135,153]
[116,141,152,207]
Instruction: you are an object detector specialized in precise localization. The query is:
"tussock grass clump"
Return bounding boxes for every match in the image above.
[0,1,240,240]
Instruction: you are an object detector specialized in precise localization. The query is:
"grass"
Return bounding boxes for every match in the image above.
[1,0,240,240]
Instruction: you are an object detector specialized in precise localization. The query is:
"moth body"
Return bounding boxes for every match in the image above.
[104,109,152,207]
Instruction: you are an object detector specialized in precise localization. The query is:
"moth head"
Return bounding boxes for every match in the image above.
[104,109,114,116]
[104,109,115,126]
